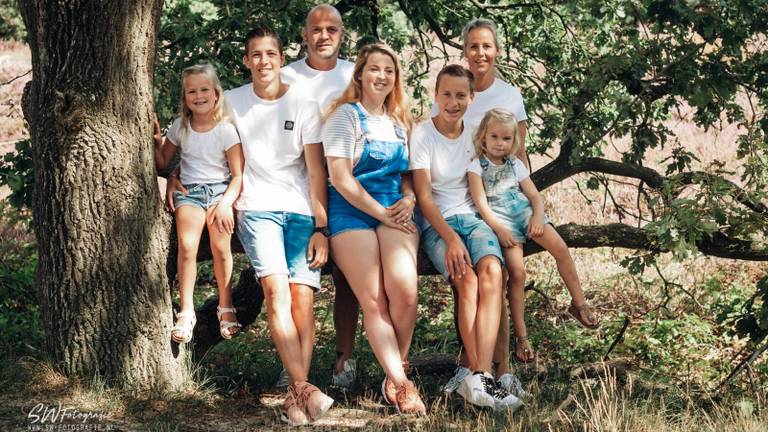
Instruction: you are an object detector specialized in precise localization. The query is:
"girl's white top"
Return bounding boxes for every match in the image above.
[167,118,240,185]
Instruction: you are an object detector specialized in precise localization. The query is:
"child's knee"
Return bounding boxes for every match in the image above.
[177,239,199,258]
[508,266,526,285]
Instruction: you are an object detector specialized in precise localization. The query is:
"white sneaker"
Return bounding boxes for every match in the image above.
[331,358,356,390]
[456,371,496,408]
[484,373,523,412]
[498,373,531,399]
[442,366,471,394]
[275,367,289,389]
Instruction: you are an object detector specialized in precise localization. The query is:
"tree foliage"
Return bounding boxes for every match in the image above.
[152,0,768,259]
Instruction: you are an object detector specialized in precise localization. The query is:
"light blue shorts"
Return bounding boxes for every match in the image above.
[236,211,321,290]
[173,181,228,210]
[488,190,551,243]
[421,213,504,281]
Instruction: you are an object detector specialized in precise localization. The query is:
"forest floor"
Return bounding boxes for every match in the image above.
[1,41,766,431]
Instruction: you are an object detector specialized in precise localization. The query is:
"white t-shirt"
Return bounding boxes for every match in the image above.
[166,118,240,185]
[225,83,322,215]
[281,58,355,112]
[468,156,529,198]
[323,103,404,164]
[409,119,476,226]
[431,77,527,130]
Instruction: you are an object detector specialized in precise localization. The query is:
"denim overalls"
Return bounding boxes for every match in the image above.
[328,103,409,236]
[479,155,549,243]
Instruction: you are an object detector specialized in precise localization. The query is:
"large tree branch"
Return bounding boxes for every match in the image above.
[523,223,768,261]
[531,157,768,218]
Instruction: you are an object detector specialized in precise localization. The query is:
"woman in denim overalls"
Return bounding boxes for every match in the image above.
[323,43,426,415]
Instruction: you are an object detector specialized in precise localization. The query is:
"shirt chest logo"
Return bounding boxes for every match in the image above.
[284,120,294,131]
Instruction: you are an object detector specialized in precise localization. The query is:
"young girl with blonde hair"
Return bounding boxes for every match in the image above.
[154,62,244,344]
[468,108,598,365]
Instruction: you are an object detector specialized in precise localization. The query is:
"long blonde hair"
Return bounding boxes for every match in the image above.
[178,63,230,135]
[324,43,411,129]
[473,108,520,159]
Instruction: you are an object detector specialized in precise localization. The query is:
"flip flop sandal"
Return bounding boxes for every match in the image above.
[568,302,600,329]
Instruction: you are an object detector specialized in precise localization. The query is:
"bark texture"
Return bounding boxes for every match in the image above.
[19,0,189,390]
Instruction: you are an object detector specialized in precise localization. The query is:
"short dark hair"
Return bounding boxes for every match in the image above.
[244,26,283,54]
[435,64,475,93]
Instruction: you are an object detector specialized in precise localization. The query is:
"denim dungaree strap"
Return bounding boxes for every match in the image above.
[479,156,526,203]
[347,102,409,195]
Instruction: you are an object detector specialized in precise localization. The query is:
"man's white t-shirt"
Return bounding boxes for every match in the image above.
[409,119,477,228]
[281,58,355,113]
[431,77,527,130]
[166,118,240,185]
[225,83,322,215]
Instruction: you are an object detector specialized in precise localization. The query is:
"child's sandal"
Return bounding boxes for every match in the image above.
[171,311,197,344]
[217,306,242,340]
[568,302,599,329]
[514,335,535,363]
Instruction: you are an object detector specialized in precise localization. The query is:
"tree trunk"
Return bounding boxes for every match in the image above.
[19,0,189,391]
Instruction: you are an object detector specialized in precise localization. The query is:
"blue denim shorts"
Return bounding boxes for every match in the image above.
[173,182,228,210]
[328,189,401,236]
[421,213,504,280]
[489,190,551,243]
[236,211,320,290]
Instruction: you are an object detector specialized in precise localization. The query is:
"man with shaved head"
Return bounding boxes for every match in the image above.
[276,3,359,391]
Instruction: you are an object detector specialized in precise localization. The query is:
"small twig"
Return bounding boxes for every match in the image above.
[603,316,630,361]
[653,263,702,309]
[524,281,552,306]
[0,70,31,87]
[573,177,594,205]
[715,339,768,392]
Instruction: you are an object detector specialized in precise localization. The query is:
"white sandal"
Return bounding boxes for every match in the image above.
[217,306,242,339]
[171,311,196,343]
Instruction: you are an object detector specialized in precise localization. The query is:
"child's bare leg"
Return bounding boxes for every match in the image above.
[175,206,206,313]
[532,226,597,326]
[207,214,237,336]
[494,286,511,376]
[503,245,533,361]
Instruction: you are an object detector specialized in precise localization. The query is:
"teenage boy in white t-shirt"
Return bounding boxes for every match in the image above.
[226,26,333,426]
[273,4,359,391]
[411,64,521,411]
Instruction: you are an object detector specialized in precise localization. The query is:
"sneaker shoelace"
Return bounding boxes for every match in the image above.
[480,374,510,399]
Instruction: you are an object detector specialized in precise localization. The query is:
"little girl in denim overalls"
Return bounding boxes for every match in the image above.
[154,63,244,344]
[468,108,599,364]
